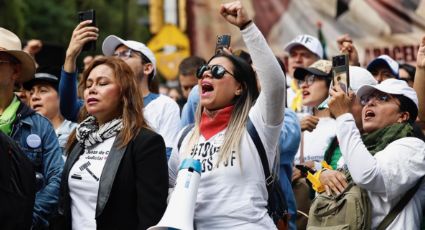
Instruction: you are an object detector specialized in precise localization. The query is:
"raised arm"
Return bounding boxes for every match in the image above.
[414,36,425,122]
[59,21,98,122]
[220,1,286,126]
[336,34,360,66]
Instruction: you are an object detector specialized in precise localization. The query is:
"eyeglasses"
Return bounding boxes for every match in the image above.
[196,64,234,79]
[359,92,394,106]
[113,49,136,59]
[298,74,316,86]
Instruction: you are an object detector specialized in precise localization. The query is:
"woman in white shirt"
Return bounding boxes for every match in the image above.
[328,79,425,229]
[58,57,168,230]
[168,1,286,229]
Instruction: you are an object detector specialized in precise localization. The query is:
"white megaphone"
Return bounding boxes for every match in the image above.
[148,158,202,230]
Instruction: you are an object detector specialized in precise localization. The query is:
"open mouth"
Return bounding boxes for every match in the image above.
[32,104,42,110]
[201,82,214,94]
[302,90,310,98]
[364,110,376,120]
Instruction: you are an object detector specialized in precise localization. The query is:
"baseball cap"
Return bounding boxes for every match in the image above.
[357,78,418,109]
[293,60,332,80]
[349,66,377,93]
[0,27,36,83]
[366,55,399,78]
[102,35,157,77]
[284,34,324,59]
[23,72,59,91]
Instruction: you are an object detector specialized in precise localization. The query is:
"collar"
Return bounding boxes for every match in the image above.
[200,105,234,140]
[143,93,160,107]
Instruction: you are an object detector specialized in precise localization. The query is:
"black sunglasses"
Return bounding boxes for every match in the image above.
[196,64,234,79]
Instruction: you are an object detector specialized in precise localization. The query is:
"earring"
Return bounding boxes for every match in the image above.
[235,90,241,95]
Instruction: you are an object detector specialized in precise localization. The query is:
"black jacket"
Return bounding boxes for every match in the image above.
[58,127,168,230]
[0,131,36,230]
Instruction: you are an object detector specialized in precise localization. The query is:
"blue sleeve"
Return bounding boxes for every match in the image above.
[59,68,83,122]
[180,85,199,128]
[279,109,301,176]
[278,109,301,230]
[33,118,64,227]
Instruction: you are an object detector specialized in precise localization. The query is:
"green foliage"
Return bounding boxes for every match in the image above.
[0,0,27,36]
[0,0,151,51]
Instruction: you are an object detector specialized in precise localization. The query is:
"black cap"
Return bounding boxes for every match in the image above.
[23,72,59,91]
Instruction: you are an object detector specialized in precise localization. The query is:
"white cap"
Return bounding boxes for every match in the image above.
[349,66,377,93]
[357,78,418,109]
[284,34,323,59]
[102,35,156,77]
[366,55,399,78]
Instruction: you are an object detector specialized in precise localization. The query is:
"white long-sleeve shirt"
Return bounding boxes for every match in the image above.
[168,22,285,230]
[336,113,425,229]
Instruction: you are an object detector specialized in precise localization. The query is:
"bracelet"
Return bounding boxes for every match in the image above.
[239,20,253,30]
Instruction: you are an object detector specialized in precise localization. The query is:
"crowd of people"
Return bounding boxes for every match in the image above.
[1,1,425,229]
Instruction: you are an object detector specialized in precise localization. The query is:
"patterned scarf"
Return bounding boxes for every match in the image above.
[76,116,123,147]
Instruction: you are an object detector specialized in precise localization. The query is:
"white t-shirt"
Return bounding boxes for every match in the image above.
[144,94,180,153]
[68,136,116,230]
[169,108,281,230]
[169,22,285,230]
[294,117,336,169]
[337,113,425,229]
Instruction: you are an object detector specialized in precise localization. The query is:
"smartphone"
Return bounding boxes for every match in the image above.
[78,9,96,51]
[215,35,231,54]
[332,54,350,94]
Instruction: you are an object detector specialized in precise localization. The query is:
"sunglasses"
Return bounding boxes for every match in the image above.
[359,92,394,106]
[196,64,234,79]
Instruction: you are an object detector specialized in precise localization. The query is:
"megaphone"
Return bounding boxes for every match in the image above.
[148,158,202,230]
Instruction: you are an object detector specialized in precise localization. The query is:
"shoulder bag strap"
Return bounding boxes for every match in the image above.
[247,118,273,187]
[177,123,195,152]
[377,177,423,230]
[246,118,288,209]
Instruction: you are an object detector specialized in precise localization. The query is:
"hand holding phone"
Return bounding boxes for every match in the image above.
[215,35,231,55]
[332,54,350,94]
[78,9,96,51]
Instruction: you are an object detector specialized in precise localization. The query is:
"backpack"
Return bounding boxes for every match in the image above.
[178,119,289,230]
[0,132,36,230]
[307,169,371,230]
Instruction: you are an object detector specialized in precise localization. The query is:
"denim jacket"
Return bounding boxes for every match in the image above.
[11,102,64,228]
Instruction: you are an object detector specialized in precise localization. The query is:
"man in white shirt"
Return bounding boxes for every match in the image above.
[284,34,323,113]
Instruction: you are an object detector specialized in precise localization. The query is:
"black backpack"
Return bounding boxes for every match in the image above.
[0,132,36,230]
[178,119,289,229]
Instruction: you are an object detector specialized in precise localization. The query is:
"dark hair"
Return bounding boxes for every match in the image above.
[134,51,156,86]
[399,63,416,81]
[208,53,259,104]
[395,95,418,123]
[232,49,252,65]
[179,56,206,76]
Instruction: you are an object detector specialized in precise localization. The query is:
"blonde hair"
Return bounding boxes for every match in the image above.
[183,54,258,167]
